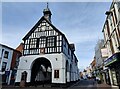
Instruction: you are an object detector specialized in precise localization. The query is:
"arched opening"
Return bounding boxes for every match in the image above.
[31,57,52,85]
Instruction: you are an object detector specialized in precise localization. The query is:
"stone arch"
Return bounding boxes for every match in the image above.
[30,57,52,85]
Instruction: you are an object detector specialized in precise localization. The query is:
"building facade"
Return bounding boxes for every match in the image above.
[15,5,79,86]
[102,0,120,87]
[94,39,108,83]
[95,40,104,69]
[0,44,21,85]
[90,58,96,77]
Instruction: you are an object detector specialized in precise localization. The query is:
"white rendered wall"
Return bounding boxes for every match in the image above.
[16,53,67,84]
[0,46,13,72]
[16,52,79,84]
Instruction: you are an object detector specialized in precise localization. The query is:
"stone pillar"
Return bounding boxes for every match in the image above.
[67,72,70,82]
[102,73,106,84]
[62,68,66,83]
[108,68,113,85]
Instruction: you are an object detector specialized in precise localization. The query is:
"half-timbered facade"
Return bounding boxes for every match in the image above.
[15,5,79,86]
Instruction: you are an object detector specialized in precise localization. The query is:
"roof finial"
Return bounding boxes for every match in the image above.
[43,2,52,22]
[47,2,49,8]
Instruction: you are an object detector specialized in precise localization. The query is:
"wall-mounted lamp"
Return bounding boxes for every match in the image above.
[24,60,27,62]
[56,58,58,61]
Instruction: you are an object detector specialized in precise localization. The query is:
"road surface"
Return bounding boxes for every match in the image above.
[2,79,114,89]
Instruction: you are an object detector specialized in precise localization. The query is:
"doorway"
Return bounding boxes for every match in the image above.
[31,57,52,85]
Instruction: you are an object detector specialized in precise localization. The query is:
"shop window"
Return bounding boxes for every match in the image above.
[4,51,9,59]
[54,70,59,78]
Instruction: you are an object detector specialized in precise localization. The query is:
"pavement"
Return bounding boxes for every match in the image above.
[71,79,119,89]
[93,81,119,89]
[1,80,120,89]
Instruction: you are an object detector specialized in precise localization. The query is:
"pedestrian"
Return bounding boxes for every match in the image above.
[42,80,45,87]
[93,80,95,85]
[34,80,37,87]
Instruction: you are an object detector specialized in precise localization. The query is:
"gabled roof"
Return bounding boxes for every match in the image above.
[23,16,65,40]
[0,43,21,53]
[16,43,24,53]
[22,16,75,52]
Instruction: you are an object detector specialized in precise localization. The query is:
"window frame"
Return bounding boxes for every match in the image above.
[54,70,59,78]
[4,51,9,59]
[2,62,7,72]
[46,36,56,47]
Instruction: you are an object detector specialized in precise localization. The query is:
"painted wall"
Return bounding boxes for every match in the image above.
[15,53,79,84]
[0,44,13,85]
[0,45,13,74]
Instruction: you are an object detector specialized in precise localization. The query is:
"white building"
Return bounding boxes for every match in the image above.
[0,44,13,85]
[0,44,22,85]
[15,5,79,86]
[0,44,13,84]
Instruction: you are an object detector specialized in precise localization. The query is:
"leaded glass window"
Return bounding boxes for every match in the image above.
[47,36,56,47]
[39,36,46,48]
[29,39,37,49]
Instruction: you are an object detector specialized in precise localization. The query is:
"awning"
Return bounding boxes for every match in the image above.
[104,52,120,67]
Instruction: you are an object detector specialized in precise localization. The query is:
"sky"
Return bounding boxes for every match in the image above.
[1,2,111,71]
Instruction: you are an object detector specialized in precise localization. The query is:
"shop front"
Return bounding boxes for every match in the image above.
[104,52,120,87]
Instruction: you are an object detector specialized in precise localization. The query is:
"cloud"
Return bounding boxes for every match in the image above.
[62,27,102,44]
[2,2,111,70]
[0,3,2,43]
[2,0,112,2]
[2,25,26,48]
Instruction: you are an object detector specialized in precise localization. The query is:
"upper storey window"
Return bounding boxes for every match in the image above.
[4,51,9,59]
[39,36,46,48]
[47,36,56,47]
[29,39,37,49]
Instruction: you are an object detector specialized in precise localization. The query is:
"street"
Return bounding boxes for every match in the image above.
[71,79,97,88]
[2,79,114,89]
[70,79,113,89]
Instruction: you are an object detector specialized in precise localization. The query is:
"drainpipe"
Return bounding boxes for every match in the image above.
[8,70,12,85]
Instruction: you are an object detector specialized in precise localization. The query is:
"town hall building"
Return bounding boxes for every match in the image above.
[15,4,80,86]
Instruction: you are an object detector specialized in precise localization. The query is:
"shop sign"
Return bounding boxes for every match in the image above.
[104,53,119,66]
